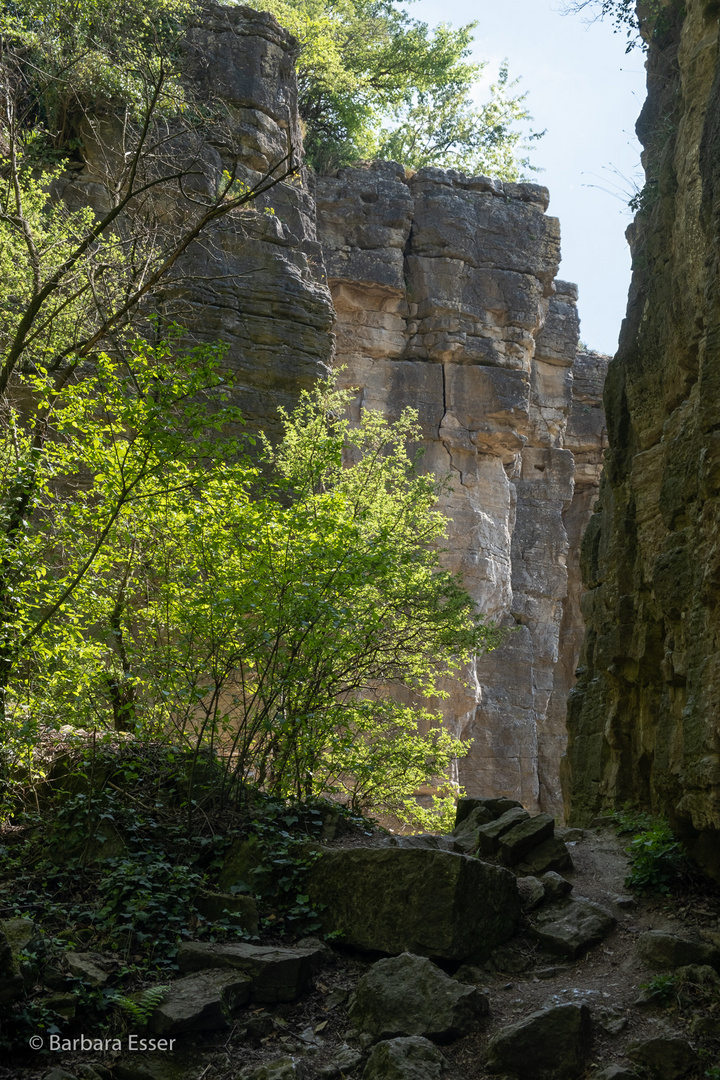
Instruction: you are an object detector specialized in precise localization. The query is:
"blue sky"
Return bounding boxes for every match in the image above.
[409,0,647,355]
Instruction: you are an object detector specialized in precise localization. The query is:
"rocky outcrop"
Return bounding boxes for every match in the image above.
[562,0,720,876]
[315,163,607,813]
[56,3,609,813]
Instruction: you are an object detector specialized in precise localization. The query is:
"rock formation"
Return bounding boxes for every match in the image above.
[563,0,720,877]
[315,162,607,814]
[57,3,609,814]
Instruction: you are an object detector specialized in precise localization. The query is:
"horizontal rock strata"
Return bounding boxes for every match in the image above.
[315,162,608,812]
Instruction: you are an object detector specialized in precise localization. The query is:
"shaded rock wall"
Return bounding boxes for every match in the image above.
[563,0,720,876]
[314,162,607,814]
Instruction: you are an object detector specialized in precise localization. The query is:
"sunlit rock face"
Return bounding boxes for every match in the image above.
[56,3,609,815]
[315,162,607,814]
[563,0,720,879]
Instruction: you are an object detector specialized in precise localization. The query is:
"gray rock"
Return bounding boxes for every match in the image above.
[555,828,585,843]
[517,875,546,911]
[627,1036,697,1079]
[384,834,457,852]
[487,943,533,973]
[636,930,720,972]
[148,969,251,1035]
[516,837,574,875]
[177,941,322,1003]
[43,991,78,1018]
[596,1007,628,1035]
[486,1003,592,1079]
[499,813,555,865]
[451,806,495,854]
[317,1046,363,1078]
[194,888,259,933]
[348,952,488,1041]
[613,894,638,910]
[65,951,115,987]
[594,1068,638,1080]
[307,847,520,962]
[241,1059,307,1080]
[45,1071,79,1080]
[676,963,720,985]
[361,1036,452,1080]
[1,917,34,955]
[541,870,573,900]
[530,898,616,958]
[476,808,531,855]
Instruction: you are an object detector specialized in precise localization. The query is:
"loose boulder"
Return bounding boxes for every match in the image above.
[148,970,251,1035]
[516,837,573,875]
[636,930,720,972]
[348,952,488,1042]
[498,813,555,865]
[176,941,322,1003]
[530,898,616,959]
[627,1036,697,1080]
[451,806,494,854]
[486,1003,592,1080]
[362,1037,452,1080]
[476,808,530,855]
[307,847,520,961]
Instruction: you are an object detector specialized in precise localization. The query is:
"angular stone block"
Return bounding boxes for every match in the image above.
[176,941,321,1003]
[307,847,520,961]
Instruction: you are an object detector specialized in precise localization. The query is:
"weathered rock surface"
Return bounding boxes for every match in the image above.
[530,898,616,958]
[316,163,608,814]
[149,970,251,1034]
[636,930,720,972]
[361,1037,452,1080]
[562,0,720,877]
[348,953,488,1041]
[176,941,321,1002]
[627,1036,697,1080]
[486,1003,592,1079]
[307,847,520,961]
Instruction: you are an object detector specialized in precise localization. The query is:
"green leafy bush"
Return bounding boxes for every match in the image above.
[615,811,688,893]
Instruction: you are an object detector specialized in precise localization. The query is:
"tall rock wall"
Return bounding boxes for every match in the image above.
[59,3,609,814]
[563,0,720,876]
[314,162,607,815]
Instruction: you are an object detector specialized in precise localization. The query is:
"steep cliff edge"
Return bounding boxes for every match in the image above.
[563,0,720,875]
[315,162,607,815]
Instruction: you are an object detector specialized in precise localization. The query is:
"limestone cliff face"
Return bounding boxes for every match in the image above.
[314,162,607,814]
[563,0,720,875]
[59,3,335,436]
[59,4,609,814]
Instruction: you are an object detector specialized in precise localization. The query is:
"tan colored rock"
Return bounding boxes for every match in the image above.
[316,164,607,813]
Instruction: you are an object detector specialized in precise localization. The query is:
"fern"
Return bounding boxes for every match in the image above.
[114,985,169,1025]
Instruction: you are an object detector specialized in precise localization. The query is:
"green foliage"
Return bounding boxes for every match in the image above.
[562,1,684,52]
[614,810,688,893]
[113,984,169,1026]
[250,0,539,176]
[639,972,678,1005]
[3,362,497,822]
[0,0,195,148]
[373,63,542,179]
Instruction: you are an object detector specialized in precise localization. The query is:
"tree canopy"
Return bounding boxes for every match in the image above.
[251,0,541,176]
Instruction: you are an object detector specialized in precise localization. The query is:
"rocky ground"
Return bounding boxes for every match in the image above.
[2,804,720,1080]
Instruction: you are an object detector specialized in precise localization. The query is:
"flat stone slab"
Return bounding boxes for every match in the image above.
[348,952,488,1041]
[499,813,555,865]
[476,808,530,855]
[486,1003,592,1080]
[149,970,251,1035]
[65,951,115,987]
[530,898,616,959]
[307,846,520,962]
[176,941,321,1003]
